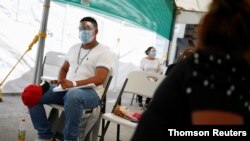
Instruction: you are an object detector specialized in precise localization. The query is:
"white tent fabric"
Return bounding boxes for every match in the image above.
[0,0,169,93]
[176,11,205,24]
[175,0,211,12]
[175,0,212,24]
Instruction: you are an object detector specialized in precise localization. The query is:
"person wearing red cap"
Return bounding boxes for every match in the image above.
[26,17,113,141]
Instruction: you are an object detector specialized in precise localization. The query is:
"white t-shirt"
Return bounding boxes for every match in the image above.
[140,57,161,73]
[65,43,113,95]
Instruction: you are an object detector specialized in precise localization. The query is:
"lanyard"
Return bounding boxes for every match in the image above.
[75,42,99,73]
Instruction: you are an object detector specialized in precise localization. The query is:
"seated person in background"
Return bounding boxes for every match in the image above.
[132,0,250,140]
[28,17,113,141]
[165,47,195,75]
[138,46,161,108]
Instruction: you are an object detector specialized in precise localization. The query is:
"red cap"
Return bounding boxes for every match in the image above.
[21,84,43,108]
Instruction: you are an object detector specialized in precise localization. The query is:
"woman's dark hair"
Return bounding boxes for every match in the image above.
[197,0,250,55]
[178,47,195,62]
[80,17,98,28]
[145,46,154,55]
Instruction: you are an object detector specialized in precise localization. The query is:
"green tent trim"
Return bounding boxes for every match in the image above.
[53,0,175,39]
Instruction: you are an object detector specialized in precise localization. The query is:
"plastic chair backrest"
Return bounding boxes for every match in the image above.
[42,51,66,80]
[124,71,165,98]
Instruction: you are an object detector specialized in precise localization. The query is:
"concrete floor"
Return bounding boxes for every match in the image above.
[0,91,142,141]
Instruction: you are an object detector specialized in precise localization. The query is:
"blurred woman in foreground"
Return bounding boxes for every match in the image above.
[132,0,250,140]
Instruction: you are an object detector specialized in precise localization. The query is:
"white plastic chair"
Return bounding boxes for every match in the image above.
[130,66,167,106]
[41,51,66,81]
[100,71,165,141]
[41,51,113,141]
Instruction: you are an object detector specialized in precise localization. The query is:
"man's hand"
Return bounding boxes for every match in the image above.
[60,79,74,89]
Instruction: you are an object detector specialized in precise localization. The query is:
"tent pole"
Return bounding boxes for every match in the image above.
[166,3,177,65]
[33,0,51,84]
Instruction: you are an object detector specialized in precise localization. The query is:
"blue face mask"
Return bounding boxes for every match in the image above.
[79,30,94,44]
[150,51,156,58]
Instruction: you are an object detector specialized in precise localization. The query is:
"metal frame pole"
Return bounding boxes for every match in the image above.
[33,0,51,84]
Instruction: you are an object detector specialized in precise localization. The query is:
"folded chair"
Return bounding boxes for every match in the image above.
[48,72,112,141]
[130,67,167,106]
[41,51,113,141]
[100,71,165,141]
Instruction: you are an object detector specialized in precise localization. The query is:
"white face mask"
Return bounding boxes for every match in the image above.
[149,51,156,58]
[79,30,94,44]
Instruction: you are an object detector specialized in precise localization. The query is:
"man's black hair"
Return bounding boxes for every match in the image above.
[80,17,98,28]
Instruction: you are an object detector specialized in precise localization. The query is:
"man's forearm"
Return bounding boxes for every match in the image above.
[58,69,67,80]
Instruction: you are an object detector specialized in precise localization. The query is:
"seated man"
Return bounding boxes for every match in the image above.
[29,17,113,141]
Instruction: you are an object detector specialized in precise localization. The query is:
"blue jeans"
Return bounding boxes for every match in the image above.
[28,84,100,141]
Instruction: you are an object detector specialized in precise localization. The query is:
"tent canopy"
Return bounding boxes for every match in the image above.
[174,0,211,24]
[53,0,175,39]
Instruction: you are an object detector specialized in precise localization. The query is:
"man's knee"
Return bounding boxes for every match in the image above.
[64,89,82,102]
